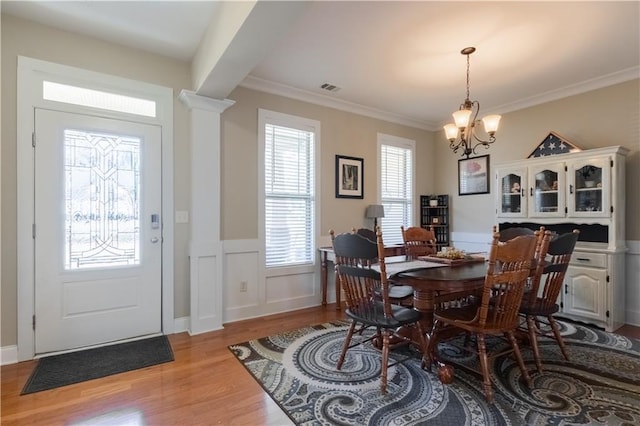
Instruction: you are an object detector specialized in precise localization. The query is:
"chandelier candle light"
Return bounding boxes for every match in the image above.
[444,47,501,158]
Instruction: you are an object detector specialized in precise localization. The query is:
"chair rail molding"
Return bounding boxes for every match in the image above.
[179,90,235,335]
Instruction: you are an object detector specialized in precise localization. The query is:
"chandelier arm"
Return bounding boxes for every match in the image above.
[471,140,493,155]
[471,131,496,146]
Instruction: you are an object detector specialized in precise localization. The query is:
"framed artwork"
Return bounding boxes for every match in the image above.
[458,155,490,196]
[335,155,363,199]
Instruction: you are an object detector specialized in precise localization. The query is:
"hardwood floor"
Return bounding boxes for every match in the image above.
[1,305,639,425]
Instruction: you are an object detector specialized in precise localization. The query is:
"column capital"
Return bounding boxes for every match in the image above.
[179,90,235,113]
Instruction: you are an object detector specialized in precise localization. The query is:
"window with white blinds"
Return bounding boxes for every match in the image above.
[262,112,317,268]
[379,135,415,245]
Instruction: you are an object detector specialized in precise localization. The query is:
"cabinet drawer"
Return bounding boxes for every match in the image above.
[570,252,607,268]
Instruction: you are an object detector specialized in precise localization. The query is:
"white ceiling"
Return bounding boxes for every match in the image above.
[3,1,639,130]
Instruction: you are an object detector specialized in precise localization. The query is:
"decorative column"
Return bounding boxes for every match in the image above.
[178,90,235,335]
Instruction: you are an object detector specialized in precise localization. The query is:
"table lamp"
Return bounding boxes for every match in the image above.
[365,204,385,231]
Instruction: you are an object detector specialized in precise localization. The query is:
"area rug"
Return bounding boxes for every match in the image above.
[22,335,174,394]
[229,320,640,425]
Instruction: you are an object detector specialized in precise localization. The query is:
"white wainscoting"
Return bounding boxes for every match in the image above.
[222,239,323,323]
[625,240,640,326]
[453,231,640,328]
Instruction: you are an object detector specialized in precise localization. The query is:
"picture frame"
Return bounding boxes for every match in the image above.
[432,217,440,224]
[335,155,364,199]
[458,155,490,196]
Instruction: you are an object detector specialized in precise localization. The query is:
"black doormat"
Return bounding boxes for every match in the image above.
[21,335,174,394]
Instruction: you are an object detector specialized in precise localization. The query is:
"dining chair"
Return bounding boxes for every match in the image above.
[332,229,427,394]
[519,230,580,373]
[401,225,437,259]
[426,231,538,403]
[331,229,414,305]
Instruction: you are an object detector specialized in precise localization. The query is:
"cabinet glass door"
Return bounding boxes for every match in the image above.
[529,163,565,217]
[568,158,610,217]
[496,167,527,217]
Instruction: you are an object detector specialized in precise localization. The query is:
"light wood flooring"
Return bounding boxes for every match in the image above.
[2,305,639,425]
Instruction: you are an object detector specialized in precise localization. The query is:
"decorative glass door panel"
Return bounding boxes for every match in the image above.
[529,163,565,217]
[568,157,611,217]
[496,167,527,217]
[65,130,141,269]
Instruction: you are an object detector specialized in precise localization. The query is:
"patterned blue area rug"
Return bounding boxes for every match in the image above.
[229,320,640,425]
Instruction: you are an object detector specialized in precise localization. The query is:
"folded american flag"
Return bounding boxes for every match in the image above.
[528,131,581,158]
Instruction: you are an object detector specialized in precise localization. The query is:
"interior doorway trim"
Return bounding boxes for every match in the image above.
[16,56,175,361]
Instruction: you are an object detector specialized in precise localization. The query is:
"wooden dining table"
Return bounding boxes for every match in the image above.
[390,261,487,333]
[389,261,488,382]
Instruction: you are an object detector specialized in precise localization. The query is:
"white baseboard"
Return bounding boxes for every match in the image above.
[173,316,190,333]
[1,345,18,366]
[625,309,640,327]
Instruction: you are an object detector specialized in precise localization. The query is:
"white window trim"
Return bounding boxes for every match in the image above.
[377,133,417,242]
[258,109,321,278]
[16,56,174,361]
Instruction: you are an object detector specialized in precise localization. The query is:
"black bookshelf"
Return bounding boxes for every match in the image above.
[420,195,450,251]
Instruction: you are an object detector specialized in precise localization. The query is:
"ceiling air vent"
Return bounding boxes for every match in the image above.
[320,83,341,92]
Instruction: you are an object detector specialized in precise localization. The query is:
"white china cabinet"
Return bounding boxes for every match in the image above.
[494,146,628,331]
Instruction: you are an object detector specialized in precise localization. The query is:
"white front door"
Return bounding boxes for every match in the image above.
[34,108,162,354]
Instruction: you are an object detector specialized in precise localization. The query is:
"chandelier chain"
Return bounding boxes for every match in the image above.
[466,53,471,101]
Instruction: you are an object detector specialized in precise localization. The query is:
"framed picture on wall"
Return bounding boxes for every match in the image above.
[335,155,364,199]
[458,155,490,196]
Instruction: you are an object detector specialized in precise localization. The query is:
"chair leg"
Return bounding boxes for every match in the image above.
[424,319,442,371]
[548,315,570,361]
[337,321,357,370]
[526,315,543,373]
[380,330,390,394]
[476,334,494,404]
[507,330,532,388]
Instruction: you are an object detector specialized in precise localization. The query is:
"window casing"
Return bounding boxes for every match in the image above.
[378,134,415,245]
[260,110,319,268]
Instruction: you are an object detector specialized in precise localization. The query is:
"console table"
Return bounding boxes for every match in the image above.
[318,244,405,309]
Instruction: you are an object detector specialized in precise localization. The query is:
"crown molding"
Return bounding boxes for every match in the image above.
[487,66,640,119]
[241,67,639,133]
[239,75,436,131]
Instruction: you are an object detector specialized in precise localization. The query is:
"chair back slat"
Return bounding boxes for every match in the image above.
[526,228,553,302]
[401,225,436,258]
[336,265,380,316]
[479,233,537,328]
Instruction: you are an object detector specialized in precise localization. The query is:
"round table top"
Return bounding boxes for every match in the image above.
[390,262,487,291]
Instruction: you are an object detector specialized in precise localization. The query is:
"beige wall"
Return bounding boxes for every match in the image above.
[431,79,640,239]
[221,86,435,240]
[1,15,194,346]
